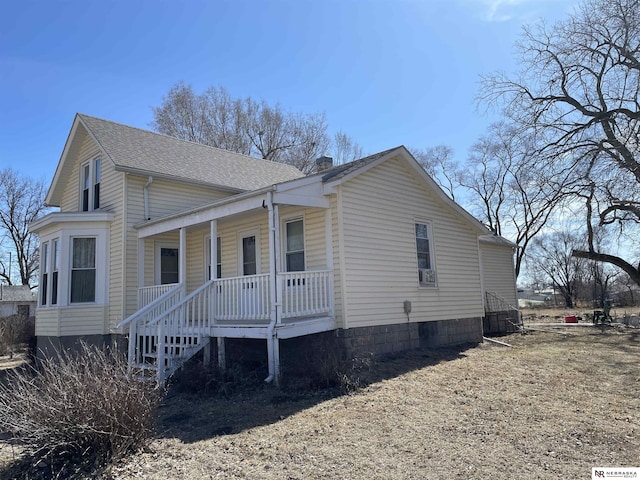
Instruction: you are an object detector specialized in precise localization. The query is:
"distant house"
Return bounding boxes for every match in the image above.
[30,114,518,382]
[0,285,36,318]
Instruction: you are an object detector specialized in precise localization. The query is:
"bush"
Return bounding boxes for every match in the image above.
[0,315,34,358]
[280,333,373,394]
[170,358,263,397]
[0,342,163,474]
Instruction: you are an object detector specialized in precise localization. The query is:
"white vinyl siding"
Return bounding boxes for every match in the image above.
[480,241,517,307]
[35,306,109,336]
[124,175,233,318]
[338,156,484,329]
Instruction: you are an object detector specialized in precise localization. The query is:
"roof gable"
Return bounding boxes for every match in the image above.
[321,146,491,236]
[46,114,304,205]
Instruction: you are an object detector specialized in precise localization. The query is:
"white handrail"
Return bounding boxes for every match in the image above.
[117,283,183,329]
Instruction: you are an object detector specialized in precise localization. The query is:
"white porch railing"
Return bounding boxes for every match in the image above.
[280,270,333,319]
[138,283,181,309]
[116,283,184,378]
[214,274,270,322]
[123,270,334,382]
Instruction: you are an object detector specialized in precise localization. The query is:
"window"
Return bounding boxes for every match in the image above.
[40,242,49,305]
[81,158,100,211]
[242,236,257,275]
[71,237,96,303]
[205,236,221,280]
[51,239,59,305]
[93,158,101,209]
[285,219,305,272]
[160,247,179,284]
[416,222,436,287]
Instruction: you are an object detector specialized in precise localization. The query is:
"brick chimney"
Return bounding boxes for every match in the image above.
[315,156,333,172]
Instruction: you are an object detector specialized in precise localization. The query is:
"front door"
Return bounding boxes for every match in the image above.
[239,230,261,317]
[155,242,179,285]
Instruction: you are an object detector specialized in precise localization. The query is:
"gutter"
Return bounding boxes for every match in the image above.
[143,176,153,220]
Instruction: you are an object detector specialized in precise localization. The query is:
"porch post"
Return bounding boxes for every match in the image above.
[267,192,281,384]
[210,220,218,280]
[210,219,225,370]
[137,238,145,309]
[273,204,281,325]
[179,227,187,295]
[325,208,334,318]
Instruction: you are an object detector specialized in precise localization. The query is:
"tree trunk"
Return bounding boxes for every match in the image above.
[572,250,640,288]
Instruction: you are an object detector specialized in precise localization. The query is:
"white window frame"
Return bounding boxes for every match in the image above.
[80,157,101,212]
[33,221,110,308]
[237,227,261,276]
[40,241,49,306]
[69,236,97,304]
[415,220,437,288]
[51,238,59,306]
[282,216,306,272]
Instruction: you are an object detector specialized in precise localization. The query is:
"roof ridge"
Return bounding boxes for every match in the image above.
[76,113,300,171]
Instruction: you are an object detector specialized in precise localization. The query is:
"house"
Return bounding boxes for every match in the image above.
[30,114,519,382]
[0,285,36,318]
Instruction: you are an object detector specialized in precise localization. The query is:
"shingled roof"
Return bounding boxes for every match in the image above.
[319,146,403,182]
[0,285,36,303]
[75,114,304,191]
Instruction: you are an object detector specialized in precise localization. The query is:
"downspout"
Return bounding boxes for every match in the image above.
[264,190,279,384]
[143,176,153,220]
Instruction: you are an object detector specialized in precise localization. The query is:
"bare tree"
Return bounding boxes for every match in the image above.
[481,0,640,285]
[0,169,47,287]
[527,231,588,308]
[460,123,573,278]
[152,82,362,174]
[412,145,459,200]
[332,131,364,167]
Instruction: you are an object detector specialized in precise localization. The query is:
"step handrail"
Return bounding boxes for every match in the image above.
[116,283,183,329]
[145,279,216,327]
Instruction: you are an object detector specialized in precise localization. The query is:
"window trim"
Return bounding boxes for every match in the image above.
[40,241,49,306]
[70,236,97,304]
[154,241,179,285]
[415,220,437,288]
[32,215,111,309]
[282,216,306,272]
[51,238,59,305]
[80,157,101,212]
[237,227,260,276]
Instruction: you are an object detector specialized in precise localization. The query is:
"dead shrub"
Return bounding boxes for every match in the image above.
[281,333,373,394]
[0,342,163,475]
[0,315,34,358]
[169,358,263,397]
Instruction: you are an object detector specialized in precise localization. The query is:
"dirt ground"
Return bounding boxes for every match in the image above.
[1,326,639,479]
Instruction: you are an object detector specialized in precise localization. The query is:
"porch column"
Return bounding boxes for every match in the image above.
[210,219,225,370]
[137,238,145,309]
[267,192,281,384]
[325,208,335,318]
[210,220,218,280]
[179,227,187,294]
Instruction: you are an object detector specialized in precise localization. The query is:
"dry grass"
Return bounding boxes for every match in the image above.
[2,327,639,479]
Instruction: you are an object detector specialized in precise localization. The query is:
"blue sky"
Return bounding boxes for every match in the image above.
[0,0,578,184]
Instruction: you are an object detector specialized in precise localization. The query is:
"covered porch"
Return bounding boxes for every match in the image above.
[119,181,336,383]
